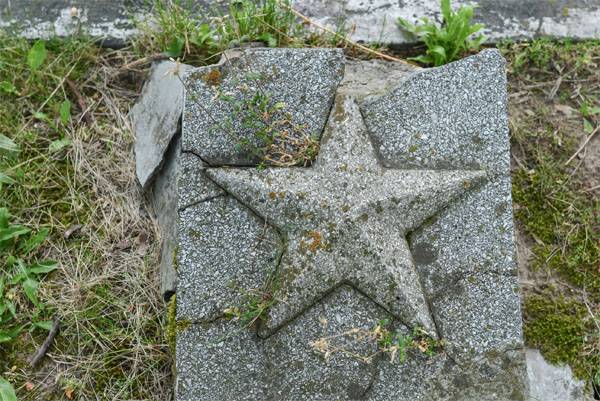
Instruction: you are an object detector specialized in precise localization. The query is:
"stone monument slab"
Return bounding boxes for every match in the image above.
[175,48,528,400]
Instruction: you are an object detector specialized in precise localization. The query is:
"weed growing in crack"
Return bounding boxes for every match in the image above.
[224,288,277,328]
[172,49,320,167]
[311,319,443,364]
[217,82,320,167]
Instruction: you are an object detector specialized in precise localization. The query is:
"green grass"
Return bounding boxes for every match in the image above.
[0,35,171,400]
[135,0,356,65]
[503,39,600,386]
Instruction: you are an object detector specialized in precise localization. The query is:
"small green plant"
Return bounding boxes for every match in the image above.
[137,0,303,61]
[311,319,442,364]
[397,0,486,66]
[373,319,442,362]
[218,85,319,166]
[0,208,58,343]
[224,288,277,328]
[136,0,217,60]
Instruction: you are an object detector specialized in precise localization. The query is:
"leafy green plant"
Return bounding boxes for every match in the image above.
[0,208,58,343]
[374,319,441,363]
[137,0,304,62]
[27,40,47,71]
[397,0,486,66]
[137,0,217,59]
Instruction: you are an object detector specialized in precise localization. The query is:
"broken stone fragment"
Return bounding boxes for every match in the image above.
[131,60,192,190]
[526,348,590,401]
[149,134,180,299]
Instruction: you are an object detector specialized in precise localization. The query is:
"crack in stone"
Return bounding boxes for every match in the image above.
[178,193,226,213]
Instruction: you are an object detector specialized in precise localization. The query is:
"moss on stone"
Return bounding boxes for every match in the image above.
[524,292,597,379]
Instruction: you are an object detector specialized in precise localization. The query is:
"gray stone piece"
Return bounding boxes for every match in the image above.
[362,49,509,174]
[176,319,266,401]
[176,195,282,322]
[263,286,392,401]
[182,48,345,165]
[131,60,192,190]
[177,152,224,210]
[526,349,589,401]
[150,135,180,299]
[176,49,528,400]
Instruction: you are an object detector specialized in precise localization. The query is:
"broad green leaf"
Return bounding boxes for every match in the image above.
[33,111,50,122]
[22,278,40,306]
[0,134,19,152]
[441,0,452,21]
[0,81,16,94]
[0,376,17,401]
[59,99,71,125]
[49,138,72,153]
[0,225,31,242]
[430,45,447,58]
[581,103,600,117]
[589,106,600,115]
[28,40,48,71]
[258,32,277,48]
[0,326,22,344]
[0,173,15,191]
[165,36,184,58]
[584,118,594,134]
[6,302,16,318]
[0,208,9,228]
[27,260,59,275]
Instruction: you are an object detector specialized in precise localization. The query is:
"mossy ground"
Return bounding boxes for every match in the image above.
[502,39,600,387]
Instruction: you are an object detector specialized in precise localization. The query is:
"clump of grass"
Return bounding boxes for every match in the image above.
[0,34,171,400]
[135,0,304,64]
[216,82,320,167]
[397,0,486,66]
[503,39,600,387]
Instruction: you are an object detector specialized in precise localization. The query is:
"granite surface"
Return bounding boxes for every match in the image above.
[175,49,529,400]
[182,48,344,165]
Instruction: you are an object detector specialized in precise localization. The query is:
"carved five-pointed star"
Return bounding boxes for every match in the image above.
[207,96,486,337]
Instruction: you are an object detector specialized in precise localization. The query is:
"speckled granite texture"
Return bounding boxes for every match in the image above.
[175,49,528,401]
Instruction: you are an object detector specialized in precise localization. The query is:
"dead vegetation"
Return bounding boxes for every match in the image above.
[0,37,172,400]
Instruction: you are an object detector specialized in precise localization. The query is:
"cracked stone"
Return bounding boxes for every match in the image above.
[176,196,282,322]
[176,49,528,400]
[207,94,487,337]
[263,285,390,401]
[178,152,224,210]
[182,48,345,165]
